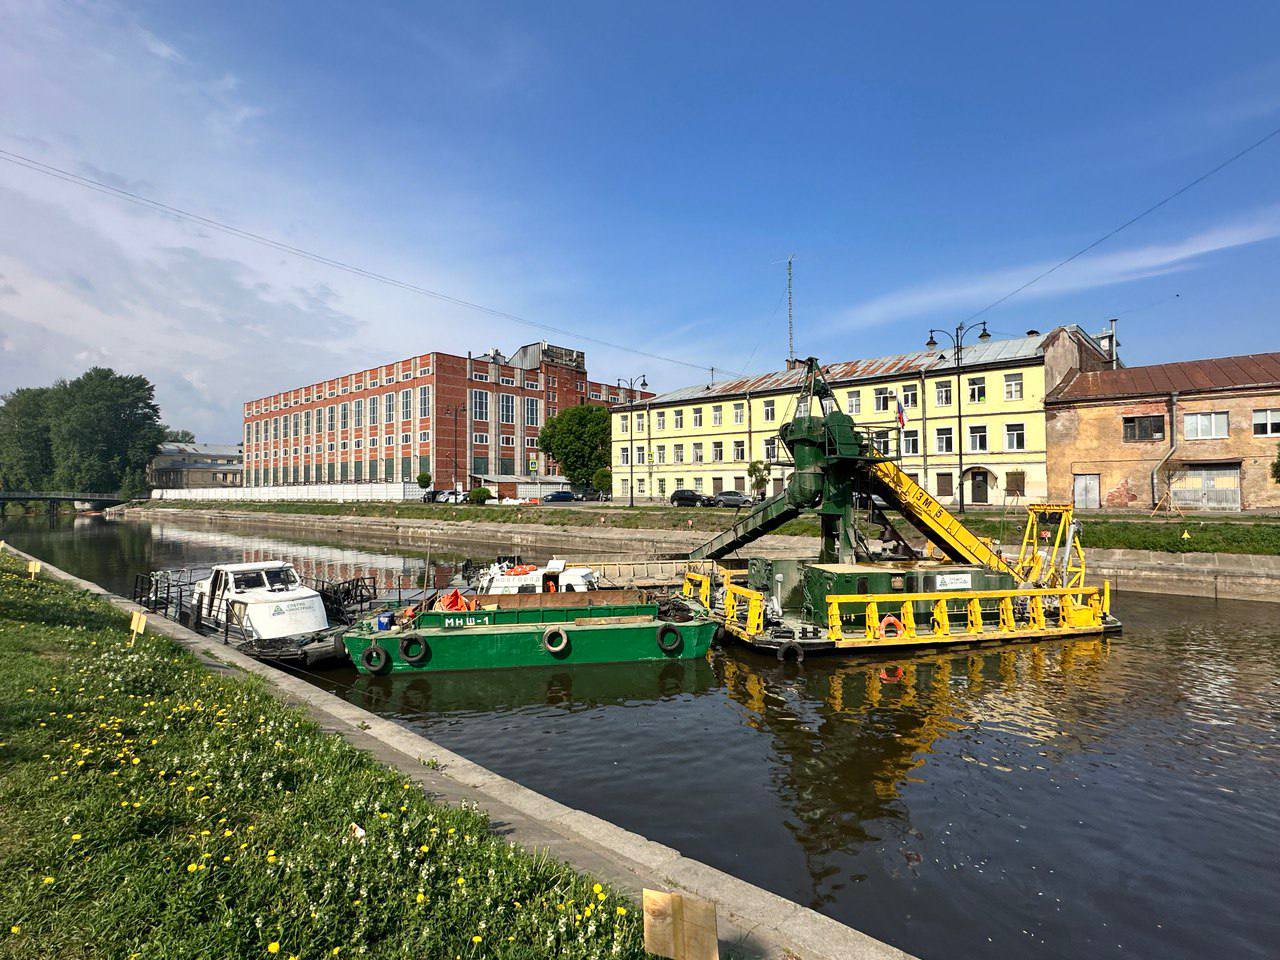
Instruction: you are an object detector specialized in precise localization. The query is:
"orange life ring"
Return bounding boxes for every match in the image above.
[880,614,905,639]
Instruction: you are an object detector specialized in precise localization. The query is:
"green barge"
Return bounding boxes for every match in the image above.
[344,598,715,675]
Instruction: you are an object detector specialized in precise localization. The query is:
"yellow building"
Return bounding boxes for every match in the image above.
[611,326,1114,506]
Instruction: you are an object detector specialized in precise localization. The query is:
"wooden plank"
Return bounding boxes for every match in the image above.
[643,889,718,960]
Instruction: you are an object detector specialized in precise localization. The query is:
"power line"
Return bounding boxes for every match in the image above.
[957,121,1280,327]
[0,148,730,376]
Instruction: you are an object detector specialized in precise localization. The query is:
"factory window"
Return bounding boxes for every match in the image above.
[367,398,377,426]
[1121,415,1165,441]
[354,439,362,449]
[340,440,349,451]
[656,411,666,430]
[471,389,489,422]
[525,436,537,447]
[472,371,489,382]
[524,397,540,427]
[499,394,515,424]
[692,443,704,463]
[968,425,988,452]
[382,436,393,446]
[369,378,379,388]
[327,406,336,431]
[282,416,290,439]
[936,472,954,497]
[619,413,629,433]
[900,384,918,408]
[764,438,777,460]
[968,377,986,403]
[526,380,539,390]
[711,441,724,462]
[1184,411,1229,440]
[353,400,363,428]
[353,461,362,481]
[589,390,601,400]
[401,390,412,421]
[673,444,685,463]
[339,404,349,430]
[692,408,703,428]
[1006,471,1026,496]
[620,446,630,465]
[733,403,745,425]
[472,432,489,445]
[499,376,515,386]
[401,433,411,444]
[657,445,666,464]
[1254,409,1280,436]
[501,435,515,447]
[763,399,776,422]
[935,380,952,406]
[419,386,430,416]
[874,388,891,412]
[1004,373,1024,401]
[674,409,684,428]
[712,405,723,426]
[902,430,919,455]
[733,440,746,461]
[384,393,394,423]
[935,427,954,454]
[272,417,279,440]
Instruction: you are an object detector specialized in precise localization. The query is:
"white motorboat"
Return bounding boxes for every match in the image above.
[190,561,329,643]
[474,557,599,595]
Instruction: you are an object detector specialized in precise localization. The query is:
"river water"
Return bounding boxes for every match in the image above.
[3,513,1278,960]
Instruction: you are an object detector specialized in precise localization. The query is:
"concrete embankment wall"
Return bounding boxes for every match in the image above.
[1084,548,1280,603]
[2,541,906,960]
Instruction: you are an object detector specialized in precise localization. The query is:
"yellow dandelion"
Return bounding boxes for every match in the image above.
[456,876,465,886]
[416,892,426,904]
[187,864,198,873]
[472,936,482,944]
[267,942,280,954]
[617,906,627,916]
[9,925,19,934]
[593,883,602,894]
[41,877,54,884]
[71,834,82,841]
[131,757,140,765]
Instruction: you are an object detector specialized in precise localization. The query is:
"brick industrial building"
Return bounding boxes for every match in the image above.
[1046,351,1280,511]
[242,341,650,499]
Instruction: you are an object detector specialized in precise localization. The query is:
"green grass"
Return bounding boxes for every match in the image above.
[0,554,643,959]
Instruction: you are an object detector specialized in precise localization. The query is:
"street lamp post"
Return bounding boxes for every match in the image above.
[617,374,649,508]
[925,321,991,514]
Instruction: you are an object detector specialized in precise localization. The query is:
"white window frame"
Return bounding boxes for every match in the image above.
[1005,422,1026,451]
[1184,411,1228,440]
[936,427,954,454]
[1004,373,1024,401]
[968,424,988,452]
[1252,409,1280,436]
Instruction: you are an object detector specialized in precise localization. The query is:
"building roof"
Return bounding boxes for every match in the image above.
[622,329,1077,409]
[1049,351,1280,403]
[156,442,243,458]
[152,460,244,472]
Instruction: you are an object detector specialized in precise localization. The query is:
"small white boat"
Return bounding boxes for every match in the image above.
[190,561,329,642]
[474,557,599,595]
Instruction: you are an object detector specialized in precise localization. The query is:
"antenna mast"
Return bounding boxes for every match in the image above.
[787,254,795,362]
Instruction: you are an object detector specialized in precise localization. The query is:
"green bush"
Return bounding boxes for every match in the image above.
[467,487,493,505]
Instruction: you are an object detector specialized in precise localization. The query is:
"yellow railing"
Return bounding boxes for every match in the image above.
[825,583,1110,645]
[723,583,766,639]
[681,571,712,608]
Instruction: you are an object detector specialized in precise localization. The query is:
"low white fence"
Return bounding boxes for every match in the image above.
[151,483,424,503]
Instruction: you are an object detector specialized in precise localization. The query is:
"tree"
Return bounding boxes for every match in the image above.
[467,486,493,504]
[538,404,611,490]
[417,470,432,489]
[591,467,612,494]
[1272,443,1280,484]
[747,460,770,498]
[164,428,196,443]
[0,387,54,490]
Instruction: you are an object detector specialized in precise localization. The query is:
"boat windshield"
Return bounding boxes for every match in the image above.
[264,568,299,589]
[232,572,266,591]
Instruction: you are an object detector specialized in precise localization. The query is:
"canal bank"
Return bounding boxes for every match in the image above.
[124,504,1280,603]
[0,540,911,960]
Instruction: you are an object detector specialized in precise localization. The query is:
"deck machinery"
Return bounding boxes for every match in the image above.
[680,358,1120,658]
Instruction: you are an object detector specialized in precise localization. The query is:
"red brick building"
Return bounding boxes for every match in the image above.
[242,341,650,498]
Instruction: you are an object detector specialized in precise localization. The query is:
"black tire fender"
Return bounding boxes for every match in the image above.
[542,625,570,656]
[776,641,805,663]
[656,623,683,653]
[360,643,392,675]
[398,634,431,667]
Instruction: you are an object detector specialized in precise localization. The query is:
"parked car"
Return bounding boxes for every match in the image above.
[541,490,576,503]
[580,489,610,502]
[670,488,712,507]
[713,490,755,509]
[432,489,466,504]
[420,489,453,503]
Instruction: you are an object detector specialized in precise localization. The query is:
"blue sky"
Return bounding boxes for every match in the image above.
[2,1,1278,440]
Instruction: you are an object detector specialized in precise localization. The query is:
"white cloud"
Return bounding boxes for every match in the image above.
[136,26,185,64]
[833,209,1280,331]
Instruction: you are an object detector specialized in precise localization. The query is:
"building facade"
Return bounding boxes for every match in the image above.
[611,327,1114,506]
[1046,352,1280,511]
[147,442,243,489]
[243,341,649,499]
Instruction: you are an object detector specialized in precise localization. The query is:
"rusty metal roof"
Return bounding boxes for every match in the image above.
[1049,352,1280,403]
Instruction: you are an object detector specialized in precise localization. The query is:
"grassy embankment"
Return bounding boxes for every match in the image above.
[138,499,1280,556]
[0,552,642,959]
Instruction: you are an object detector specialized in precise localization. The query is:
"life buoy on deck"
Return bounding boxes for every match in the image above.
[880,614,906,639]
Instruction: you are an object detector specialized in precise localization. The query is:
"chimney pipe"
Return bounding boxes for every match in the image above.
[1109,318,1119,368]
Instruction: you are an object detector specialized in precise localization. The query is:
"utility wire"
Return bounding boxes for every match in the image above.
[956,122,1280,327]
[0,148,732,377]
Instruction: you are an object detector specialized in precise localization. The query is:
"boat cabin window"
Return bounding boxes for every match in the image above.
[264,568,299,589]
[233,572,266,591]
